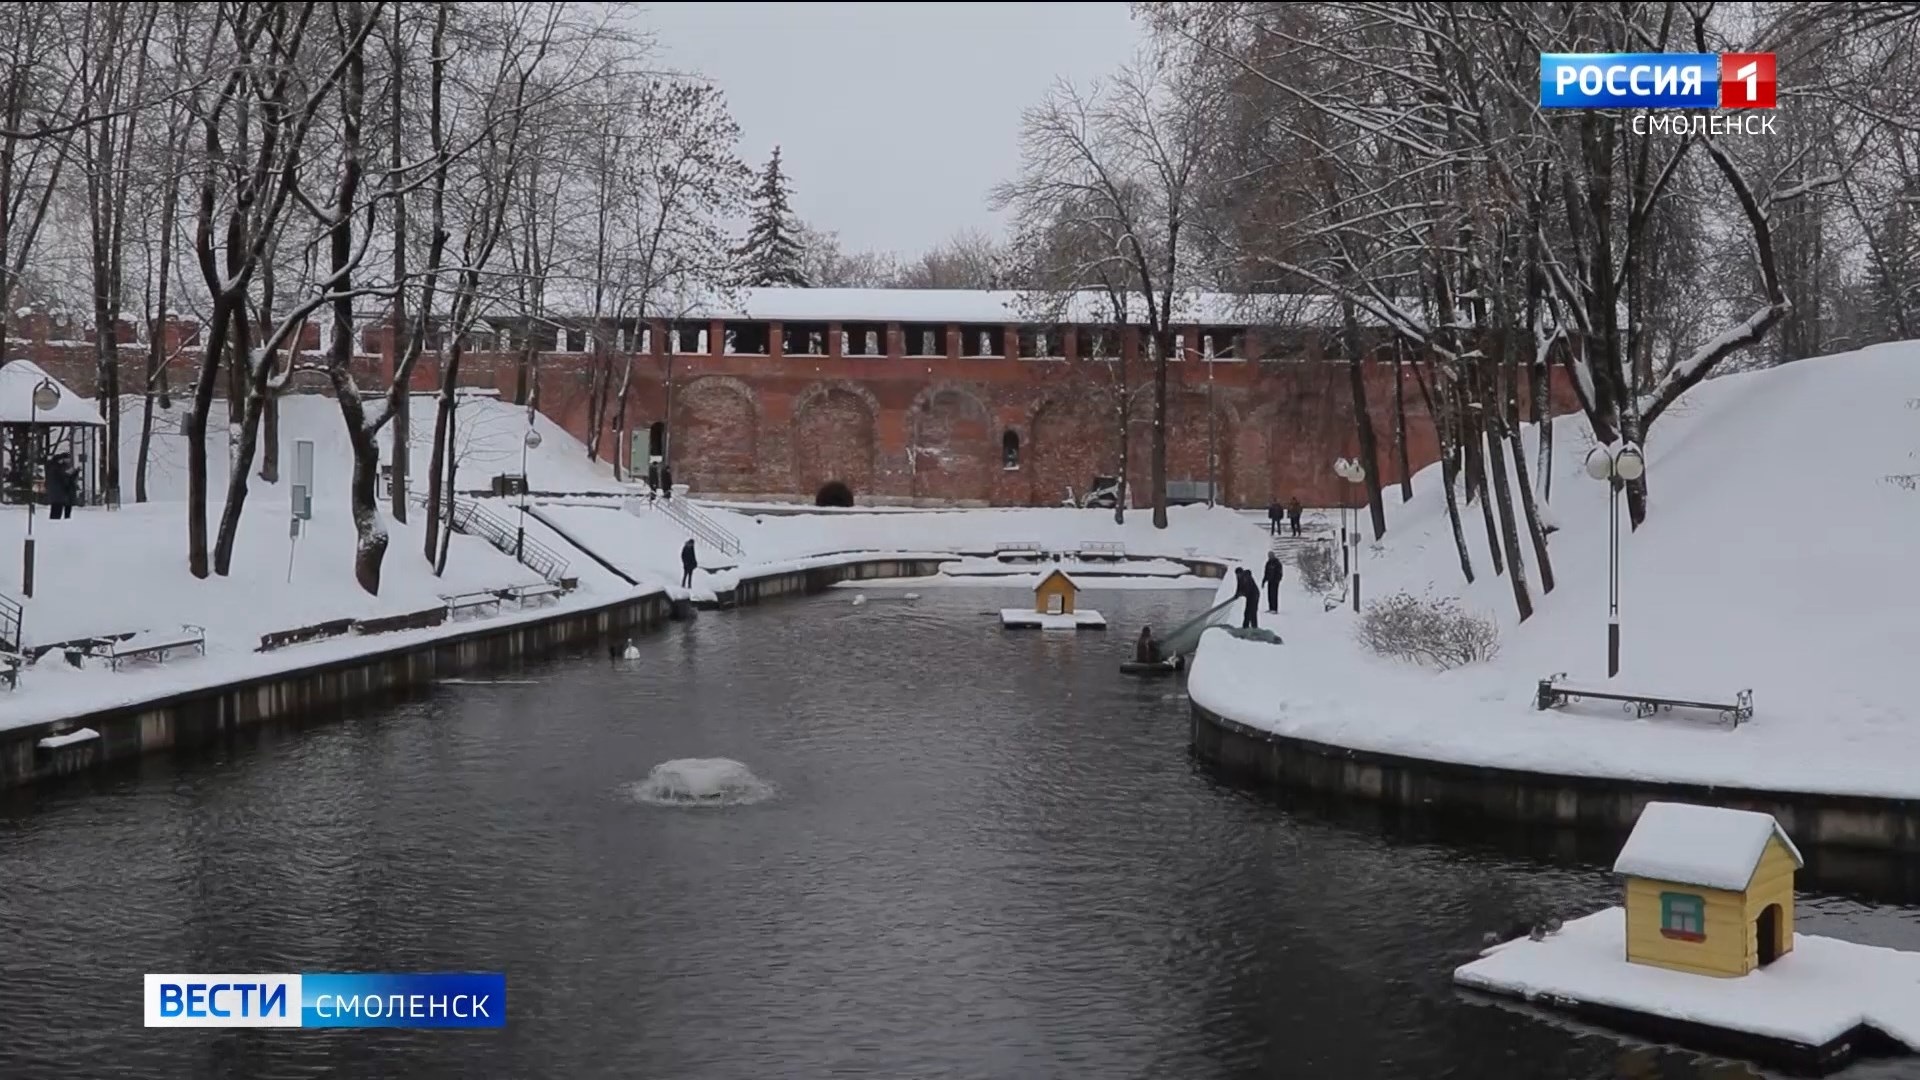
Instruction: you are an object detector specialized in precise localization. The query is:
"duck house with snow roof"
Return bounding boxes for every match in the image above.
[999,569,1106,630]
[1614,801,1802,978]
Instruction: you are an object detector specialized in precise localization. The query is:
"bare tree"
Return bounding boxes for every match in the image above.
[996,53,1225,529]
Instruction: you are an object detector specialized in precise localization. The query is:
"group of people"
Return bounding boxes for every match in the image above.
[1266,498,1304,537]
[1232,553,1285,628]
[645,462,675,502]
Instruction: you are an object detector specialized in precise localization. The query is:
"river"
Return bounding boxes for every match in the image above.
[1,587,1916,1079]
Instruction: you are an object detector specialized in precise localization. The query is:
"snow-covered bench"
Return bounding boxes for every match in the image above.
[1077,540,1126,562]
[497,581,569,608]
[443,590,503,619]
[994,541,1046,563]
[258,617,356,652]
[1535,673,1754,727]
[90,625,206,671]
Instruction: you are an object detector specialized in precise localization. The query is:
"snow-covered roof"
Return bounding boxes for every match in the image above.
[1612,802,1803,891]
[0,359,103,426]
[671,287,1364,328]
[1038,568,1080,591]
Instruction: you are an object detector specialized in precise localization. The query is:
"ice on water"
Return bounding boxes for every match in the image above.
[632,758,776,806]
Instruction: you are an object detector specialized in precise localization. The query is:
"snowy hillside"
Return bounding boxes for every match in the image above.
[115,392,623,505]
[1191,342,1920,798]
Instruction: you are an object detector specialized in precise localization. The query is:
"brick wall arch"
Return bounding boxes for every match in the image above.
[791,380,879,500]
[908,383,994,503]
[677,375,759,481]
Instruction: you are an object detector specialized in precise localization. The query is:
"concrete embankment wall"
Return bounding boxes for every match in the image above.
[2,556,948,791]
[1190,700,1920,855]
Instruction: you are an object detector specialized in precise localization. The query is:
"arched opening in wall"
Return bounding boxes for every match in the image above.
[816,480,854,507]
[1002,430,1021,470]
[647,421,665,460]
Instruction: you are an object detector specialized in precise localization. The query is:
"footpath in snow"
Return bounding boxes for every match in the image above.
[1188,343,1920,800]
[1455,907,1920,1069]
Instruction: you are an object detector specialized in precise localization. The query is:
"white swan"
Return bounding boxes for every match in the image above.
[622,639,640,659]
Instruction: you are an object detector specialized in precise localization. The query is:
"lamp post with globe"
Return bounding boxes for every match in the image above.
[516,425,542,561]
[1333,457,1366,612]
[22,377,60,598]
[1584,442,1645,678]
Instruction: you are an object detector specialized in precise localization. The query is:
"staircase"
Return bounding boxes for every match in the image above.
[416,493,572,584]
[1269,526,1334,563]
[627,496,744,559]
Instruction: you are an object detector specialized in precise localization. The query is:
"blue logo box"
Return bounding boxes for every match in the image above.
[1540,53,1719,109]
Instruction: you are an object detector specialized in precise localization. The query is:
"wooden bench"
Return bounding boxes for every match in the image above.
[1077,540,1127,562]
[354,606,448,635]
[1535,673,1754,727]
[496,581,569,608]
[258,617,356,652]
[90,625,206,671]
[443,590,504,619]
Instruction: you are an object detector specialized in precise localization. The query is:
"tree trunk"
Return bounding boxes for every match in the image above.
[260,395,278,482]
[212,379,269,575]
[426,341,464,563]
[1412,359,1473,584]
[185,299,235,579]
[1341,308,1386,539]
[1393,345,1412,502]
[387,2,409,524]
[1532,345,1554,503]
[434,381,458,575]
[1461,385,1503,576]
[1481,360,1533,621]
[1150,326,1168,529]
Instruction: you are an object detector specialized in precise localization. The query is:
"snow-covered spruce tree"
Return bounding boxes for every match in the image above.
[738,146,807,287]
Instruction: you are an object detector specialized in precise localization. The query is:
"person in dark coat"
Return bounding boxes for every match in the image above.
[645,461,660,502]
[1135,625,1161,665]
[1287,497,1303,537]
[680,538,697,588]
[1235,567,1260,629]
[661,466,674,501]
[1262,553,1284,613]
[1266,501,1283,536]
[44,453,75,520]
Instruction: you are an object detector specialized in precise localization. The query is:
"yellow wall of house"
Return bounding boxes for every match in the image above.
[1035,579,1076,614]
[1742,837,1797,963]
[1624,877,1752,977]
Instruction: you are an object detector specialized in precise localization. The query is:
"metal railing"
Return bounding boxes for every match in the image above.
[414,491,572,584]
[627,495,743,558]
[0,591,21,653]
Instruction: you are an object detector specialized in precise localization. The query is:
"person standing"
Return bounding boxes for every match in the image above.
[1262,552,1284,614]
[1288,497,1303,537]
[680,538,698,589]
[661,465,675,501]
[44,453,74,520]
[1267,501,1282,536]
[1235,567,1260,629]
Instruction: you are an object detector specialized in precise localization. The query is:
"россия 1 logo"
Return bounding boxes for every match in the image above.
[1540,53,1776,109]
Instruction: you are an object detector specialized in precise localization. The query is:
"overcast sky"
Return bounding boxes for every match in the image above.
[628,2,1145,257]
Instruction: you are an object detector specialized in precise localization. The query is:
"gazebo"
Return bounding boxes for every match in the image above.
[0,360,105,507]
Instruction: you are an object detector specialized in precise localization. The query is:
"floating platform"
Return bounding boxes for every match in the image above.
[1454,907,1920,1075]
[1000,608,1106,630]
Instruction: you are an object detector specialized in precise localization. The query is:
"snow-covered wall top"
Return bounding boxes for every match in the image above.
[0,359,105,425]
[666,287,1379,328]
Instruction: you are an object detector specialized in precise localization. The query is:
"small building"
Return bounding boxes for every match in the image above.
[1613,801,1803,979]
[0,359,107,507]
[1034,568,1078,615]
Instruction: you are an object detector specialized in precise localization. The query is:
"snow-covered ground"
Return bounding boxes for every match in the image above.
[1455,907,1920,1051]
[1189,343,1920,799]
[1,389,1267,730]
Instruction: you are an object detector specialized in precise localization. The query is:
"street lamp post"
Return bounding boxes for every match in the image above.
[517,426,542,561]
[1584,442,1645,678]
[22,377,60,598]
[1333,457,1366,612]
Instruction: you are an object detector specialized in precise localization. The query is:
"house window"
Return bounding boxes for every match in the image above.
[1002,430,1020,470]
[1659,891,1705,942]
